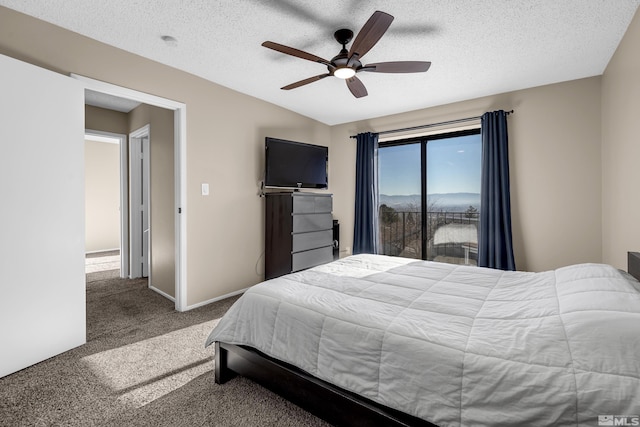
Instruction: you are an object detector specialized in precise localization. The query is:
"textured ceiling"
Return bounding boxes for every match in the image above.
[2,1,639,125]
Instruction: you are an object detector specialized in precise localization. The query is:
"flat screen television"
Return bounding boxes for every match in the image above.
[264,137,328,189]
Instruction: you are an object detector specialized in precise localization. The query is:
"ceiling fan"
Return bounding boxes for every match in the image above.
[262,11,431,98]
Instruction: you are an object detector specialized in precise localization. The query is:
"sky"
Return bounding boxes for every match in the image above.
[378,134,482,195]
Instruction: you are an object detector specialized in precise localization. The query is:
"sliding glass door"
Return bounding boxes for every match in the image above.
[378,129,482,265]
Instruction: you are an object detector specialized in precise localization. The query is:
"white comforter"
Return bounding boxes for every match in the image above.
[205,254,640,426]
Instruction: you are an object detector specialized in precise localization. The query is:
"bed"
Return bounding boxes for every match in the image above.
[205,254,640,426]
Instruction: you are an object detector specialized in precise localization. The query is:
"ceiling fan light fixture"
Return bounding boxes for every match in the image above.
[334,67,356,79]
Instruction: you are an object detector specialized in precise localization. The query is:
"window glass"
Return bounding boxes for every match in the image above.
[378,143,422,259]
[378,130,481,265]
[426,134,481,264]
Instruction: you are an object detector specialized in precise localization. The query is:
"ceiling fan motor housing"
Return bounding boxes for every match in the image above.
[334,29,354,45]
[331,29,360,73]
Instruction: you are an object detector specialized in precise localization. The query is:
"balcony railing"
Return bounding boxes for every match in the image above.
[379,210,479,265]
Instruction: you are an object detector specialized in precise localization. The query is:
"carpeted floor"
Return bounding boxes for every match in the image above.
[0,261,329,426]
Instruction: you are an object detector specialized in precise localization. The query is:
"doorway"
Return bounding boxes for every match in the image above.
[74,74,188,311]
[84,130,129,278]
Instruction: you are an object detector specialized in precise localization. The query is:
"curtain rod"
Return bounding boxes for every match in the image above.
[349,110,514,139]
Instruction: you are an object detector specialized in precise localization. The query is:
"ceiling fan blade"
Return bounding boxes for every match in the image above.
[361,61,432,73]
[346,76,368,98]
[348,11,394,60]
[262,41,331,66]
[281,74,331,90]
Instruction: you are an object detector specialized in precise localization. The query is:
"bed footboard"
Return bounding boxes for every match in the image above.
[214,341,437,427]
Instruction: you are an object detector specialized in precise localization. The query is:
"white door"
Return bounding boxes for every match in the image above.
[0,53,85,378]
[130,128,150,279]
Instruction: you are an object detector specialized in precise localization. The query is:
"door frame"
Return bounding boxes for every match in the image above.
[129,125,151,280]
[72,74,188,312]
[84,129,129,279]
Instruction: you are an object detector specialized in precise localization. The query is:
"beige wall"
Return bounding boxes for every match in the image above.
[84,106,128,254]
[602,8,640,270]
[331,77,603,272]
[129,104,175,297]
[1,4,637,306]
[85,105,128,135]
[85,139,120,252]
[0,6,330,307]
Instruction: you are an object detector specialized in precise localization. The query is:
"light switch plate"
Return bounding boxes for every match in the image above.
[201,183,209,196]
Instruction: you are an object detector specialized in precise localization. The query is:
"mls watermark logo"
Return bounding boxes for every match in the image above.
[599,415,640,426]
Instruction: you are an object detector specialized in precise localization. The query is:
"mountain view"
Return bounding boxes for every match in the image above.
[379,193,480,212]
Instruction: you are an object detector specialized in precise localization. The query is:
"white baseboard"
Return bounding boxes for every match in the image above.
[149,284,247,311]
[86,248,120,255]
[183,287,248,311]
[149,285,176,302]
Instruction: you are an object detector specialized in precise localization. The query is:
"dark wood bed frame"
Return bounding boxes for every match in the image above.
[628,252,640,281]
[215,342,437,427]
